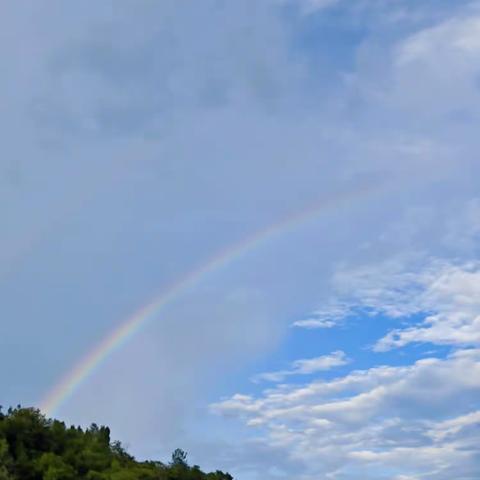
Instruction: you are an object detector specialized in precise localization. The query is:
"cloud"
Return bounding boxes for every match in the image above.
[327,257,480,349]
[293,303,351,329]
[375,262,480,350]
[212,350,480,479]
[292,254,480,352]
[252,351,349,383]
[427,409,480,442]
[383,6,480,121]
[292,317,338,328]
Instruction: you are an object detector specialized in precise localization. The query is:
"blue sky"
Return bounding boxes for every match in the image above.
[1,1,480,478]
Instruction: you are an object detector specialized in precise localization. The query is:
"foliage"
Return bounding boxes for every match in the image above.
[170,449,188,467]
[0,407,233,480]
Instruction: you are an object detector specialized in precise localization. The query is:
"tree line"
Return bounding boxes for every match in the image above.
[0,406,233,480]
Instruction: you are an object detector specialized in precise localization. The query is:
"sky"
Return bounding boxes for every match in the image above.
[1,0,480,479]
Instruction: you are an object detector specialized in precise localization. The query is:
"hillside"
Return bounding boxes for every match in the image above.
[0,406,233,480]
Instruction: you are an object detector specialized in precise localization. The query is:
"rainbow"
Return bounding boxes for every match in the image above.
[40,185,376,416]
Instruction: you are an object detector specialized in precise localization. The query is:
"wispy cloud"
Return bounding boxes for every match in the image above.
[293,303,351,329]
[252,351,349,383]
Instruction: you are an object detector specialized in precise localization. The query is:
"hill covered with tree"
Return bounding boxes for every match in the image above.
[0,406,233,480]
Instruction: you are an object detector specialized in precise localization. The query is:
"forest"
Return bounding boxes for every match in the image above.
[0,406,233,480]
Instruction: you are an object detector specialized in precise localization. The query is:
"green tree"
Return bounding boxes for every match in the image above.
[37,452,76,480]
[171,449,188,467]
[0,438,12,480]
[0,406,233,480]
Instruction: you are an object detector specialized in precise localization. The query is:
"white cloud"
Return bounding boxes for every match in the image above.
[375,262,480,350]
[427,409,480,442]
[387,9,480,119]
[396,14,480,64]
[297,257,480,351]
[212,350,480,479]
[252,351,349,383]
[292,317,338,328]
[331,256,427,318]
[293,303,351,329]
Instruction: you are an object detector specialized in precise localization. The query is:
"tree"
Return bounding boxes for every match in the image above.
[37,452,76,480]
[0,406,233,479]
[171,448,188,467]
[0,438,12,480]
